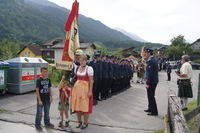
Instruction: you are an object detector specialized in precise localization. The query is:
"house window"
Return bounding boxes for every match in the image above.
[47,52,50,56]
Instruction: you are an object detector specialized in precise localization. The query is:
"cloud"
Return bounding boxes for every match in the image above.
[49,0,200,44]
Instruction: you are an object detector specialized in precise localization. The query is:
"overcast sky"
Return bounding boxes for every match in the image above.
[49,0,200,44]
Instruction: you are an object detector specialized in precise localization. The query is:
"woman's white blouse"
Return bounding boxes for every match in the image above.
[75,65,94,76]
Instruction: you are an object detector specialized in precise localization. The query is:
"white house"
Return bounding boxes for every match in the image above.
[191,38,200,50]
[41,38,96,62]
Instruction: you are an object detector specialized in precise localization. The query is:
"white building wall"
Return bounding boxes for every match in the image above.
[54,49,63,62]
[192,42,200,50]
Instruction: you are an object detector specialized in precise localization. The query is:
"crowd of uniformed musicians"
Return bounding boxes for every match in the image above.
[87,55,134,105]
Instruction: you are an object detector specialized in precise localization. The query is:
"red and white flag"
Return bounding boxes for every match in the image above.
[56,0,80,70]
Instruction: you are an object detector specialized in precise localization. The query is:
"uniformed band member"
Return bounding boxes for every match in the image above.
[143,48,159,116]
[101,56,110,99]
[88,55,134,103]
[136,60,145,84]
[88,56,98,105]
[166,62,172,81]
[176,55,193,111]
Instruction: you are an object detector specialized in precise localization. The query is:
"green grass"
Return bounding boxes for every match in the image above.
[154,129,164,133]
[0,109,7,113]
[183,101,197,115]
[155,101,198,133]
[187,119,196,130]
[183,101,199,131]
[193,59,200,64]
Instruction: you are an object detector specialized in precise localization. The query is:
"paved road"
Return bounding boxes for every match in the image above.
[0,120,66,133]
[0,70,199,133]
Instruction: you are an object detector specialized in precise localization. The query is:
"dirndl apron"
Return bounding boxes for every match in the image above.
[71,67,93,114]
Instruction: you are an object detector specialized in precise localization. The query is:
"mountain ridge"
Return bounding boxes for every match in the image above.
[115,28,147,42]
[0,0,164,49]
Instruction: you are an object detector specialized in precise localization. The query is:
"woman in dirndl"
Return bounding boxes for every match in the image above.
[176,55,193,111]
[71,55,94,129]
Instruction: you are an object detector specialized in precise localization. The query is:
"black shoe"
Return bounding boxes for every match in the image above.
[108,94,112,98]
[80,123,88,129]
[70,110,76,115]
[45,123,54,128]
[65,121,69,127]
[58,121,63,128]
[97,98,102,101]
[102,98,106,100]
[144,109,151,112]
[76,122,82,128]
[182,107,188,111]
[35,125,43,131]
[147,112,158,116]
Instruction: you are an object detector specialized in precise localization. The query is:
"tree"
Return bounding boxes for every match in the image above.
[165,35,193,60]
[170,35,186,47]
[96,44,123,57]
[0,40,23,60]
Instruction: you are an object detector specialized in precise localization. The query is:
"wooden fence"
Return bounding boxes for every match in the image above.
[165,91,190,133]
[165,74,200,133]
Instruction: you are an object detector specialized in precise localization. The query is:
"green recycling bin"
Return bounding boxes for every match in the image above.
[0,61,9,94]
